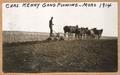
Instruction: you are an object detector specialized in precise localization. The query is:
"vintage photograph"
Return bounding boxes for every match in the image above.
[2,2,118,72]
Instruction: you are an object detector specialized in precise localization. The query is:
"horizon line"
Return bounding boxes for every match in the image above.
[3,30,118,37]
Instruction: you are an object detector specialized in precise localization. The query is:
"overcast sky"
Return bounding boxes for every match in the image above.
[2,2,118,36]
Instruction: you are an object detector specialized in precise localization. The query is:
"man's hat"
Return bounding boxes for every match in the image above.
[51,17,53,19]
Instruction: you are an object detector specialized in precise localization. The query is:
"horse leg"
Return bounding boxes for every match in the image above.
[98,34,101,39]
[68,32,70,40]
[81,33,84,39]
[75,33,77,38]
[64,32,66,37]
[75,33,78,39]
[72,33,74,39]
[84,34,87,39]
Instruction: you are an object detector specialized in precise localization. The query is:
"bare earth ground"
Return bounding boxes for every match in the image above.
[3,39,117,73]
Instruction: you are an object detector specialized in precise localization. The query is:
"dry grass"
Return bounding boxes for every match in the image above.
[3,39,117,72]
[3,31,49,43]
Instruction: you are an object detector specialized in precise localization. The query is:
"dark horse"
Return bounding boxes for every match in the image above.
[63,25,78,38]
[75,27,88,39]
[92,28,103,39]
[85,28,103,39]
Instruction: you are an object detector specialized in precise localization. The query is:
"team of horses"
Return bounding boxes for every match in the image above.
[63,25,103,39]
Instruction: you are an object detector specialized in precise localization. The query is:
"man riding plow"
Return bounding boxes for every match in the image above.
[48,17,103,40]
[48,17,64,41]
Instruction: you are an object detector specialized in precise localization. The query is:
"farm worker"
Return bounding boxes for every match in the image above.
[49,17,54,36]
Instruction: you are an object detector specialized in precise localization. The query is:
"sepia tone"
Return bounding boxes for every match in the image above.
[0,0,120,75]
